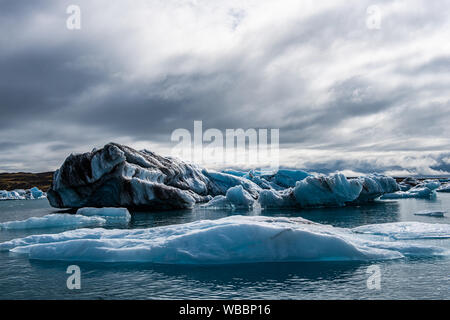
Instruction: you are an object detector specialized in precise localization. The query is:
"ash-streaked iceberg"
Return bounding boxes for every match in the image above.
[1,216,447,263]
[0,187,46,201]
[48,143,237,210]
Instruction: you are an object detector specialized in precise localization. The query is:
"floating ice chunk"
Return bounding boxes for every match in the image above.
[225,185,254,207]
[258,189,296,208]
[352,222,450,240]
[202,185,255,209]
[414,211,445,217]
[0,214,105,230]
[293,173,363,207]
[200,195,234,209]
[30,187,45,199]
[0,187,46,201]
[422,180,441,190]
[0,216,416,263]
[353,174,399,203]
[0,190,24,200]
[77,207,131,221]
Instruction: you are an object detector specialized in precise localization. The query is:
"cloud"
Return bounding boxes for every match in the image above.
[0,0,449,175]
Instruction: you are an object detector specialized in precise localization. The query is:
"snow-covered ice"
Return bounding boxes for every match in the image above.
[0,216,447,263]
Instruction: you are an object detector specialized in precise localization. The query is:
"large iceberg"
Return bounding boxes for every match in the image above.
[0,216,447,263]
[47,143,253,210]
[0,187,46,201]
[48,143,400,210]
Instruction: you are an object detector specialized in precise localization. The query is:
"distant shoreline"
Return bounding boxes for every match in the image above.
[0,172,53,192]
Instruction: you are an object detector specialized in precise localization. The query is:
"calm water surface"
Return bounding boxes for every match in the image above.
[0,195,449,299]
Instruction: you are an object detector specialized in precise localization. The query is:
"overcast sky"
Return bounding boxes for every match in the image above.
[1,0,449,175]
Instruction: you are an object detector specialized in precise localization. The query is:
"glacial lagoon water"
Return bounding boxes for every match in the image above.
[0,195,449,299]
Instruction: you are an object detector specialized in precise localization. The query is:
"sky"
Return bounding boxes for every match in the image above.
[0,0,449,176]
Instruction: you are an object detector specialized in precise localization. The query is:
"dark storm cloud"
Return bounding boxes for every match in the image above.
[0,0,449,174]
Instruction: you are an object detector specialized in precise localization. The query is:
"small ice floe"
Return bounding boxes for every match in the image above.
[352,221,450,240]
[0,214,106,230]
[0,208,131,231]
[76,207,131,221]
[414,211,446,217]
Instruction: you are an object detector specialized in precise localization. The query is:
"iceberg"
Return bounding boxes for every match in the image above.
[47,143,401,210]
[381,186,436,199]
[258,188,296,208]
[292,173,363,207]
[437,183,450,193]
[352,174,400,203]
[202,185,255,209]
[382,179,440,199]
[0,214,106,230]
[1,216,447,263]
[47,143,268,210]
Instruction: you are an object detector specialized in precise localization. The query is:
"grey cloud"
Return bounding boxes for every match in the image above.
[0,0,449,175]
